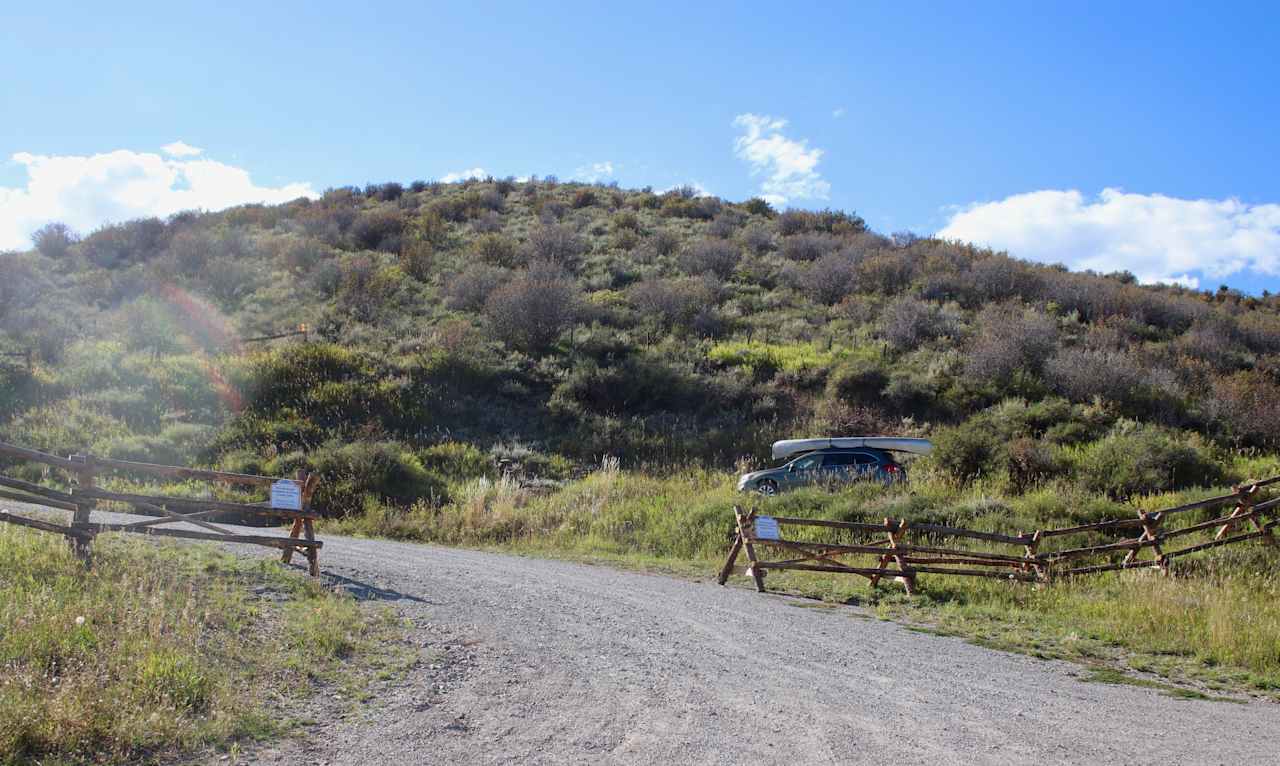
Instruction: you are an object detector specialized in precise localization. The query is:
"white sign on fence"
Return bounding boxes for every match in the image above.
[754,515,780,540]
[270,479,303,511]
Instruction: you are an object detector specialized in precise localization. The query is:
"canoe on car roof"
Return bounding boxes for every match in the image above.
[771,437,934,461]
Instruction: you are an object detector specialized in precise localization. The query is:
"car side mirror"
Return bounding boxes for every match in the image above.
[787,465,795,473]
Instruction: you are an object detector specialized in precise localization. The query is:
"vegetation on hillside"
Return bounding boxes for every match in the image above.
[4,177,1280,513]
[5,177,1280,695]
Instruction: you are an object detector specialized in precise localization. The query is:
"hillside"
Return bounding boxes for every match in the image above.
[3,177,1280,517]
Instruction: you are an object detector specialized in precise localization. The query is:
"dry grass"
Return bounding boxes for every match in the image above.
[0,525,386,765]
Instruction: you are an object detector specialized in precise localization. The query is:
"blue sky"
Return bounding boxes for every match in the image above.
[2,1,1278,292]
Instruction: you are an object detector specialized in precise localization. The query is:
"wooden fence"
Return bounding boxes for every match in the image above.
[0,440,323,576]
[719,476,1280,594]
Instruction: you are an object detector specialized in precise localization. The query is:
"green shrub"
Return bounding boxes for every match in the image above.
[471,233,520,267]
[1005,437,1065,493]
[826,358,888,405]
[277,440,447,517]
[1079,425,1224,499]
[419,442,493,480]
[930,421,1003,480]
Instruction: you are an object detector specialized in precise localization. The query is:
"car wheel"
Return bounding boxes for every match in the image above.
[757,479,778,496]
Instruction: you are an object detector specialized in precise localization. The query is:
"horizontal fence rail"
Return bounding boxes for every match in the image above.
[0,439,323,576]
[720,476,1280,594]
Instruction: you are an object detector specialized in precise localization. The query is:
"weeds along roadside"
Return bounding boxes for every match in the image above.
[0,524,404,766]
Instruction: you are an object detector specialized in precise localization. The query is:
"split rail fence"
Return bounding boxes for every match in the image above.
[0,440,324,575]
[720,476,1280,594]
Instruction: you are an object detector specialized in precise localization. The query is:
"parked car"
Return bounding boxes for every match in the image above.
[737,437,932,496]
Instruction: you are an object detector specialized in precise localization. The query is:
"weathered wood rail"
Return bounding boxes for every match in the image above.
[0,440,323,575]
[720,476,1280,594]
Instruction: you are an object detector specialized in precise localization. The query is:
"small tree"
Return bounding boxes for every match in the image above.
[679,239,740,279]
[881,296,955,352]
[30,222,78,258]
[628,278,711,332]
[445,264,508,313]
[525,224,586,271]
[484,263,580,352]
[472,234,520,268]
[795,253,857,304]
[964,303,1059,386]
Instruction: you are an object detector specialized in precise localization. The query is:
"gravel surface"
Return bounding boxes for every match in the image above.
[7,503,1279,764]
[255,534,1279,765]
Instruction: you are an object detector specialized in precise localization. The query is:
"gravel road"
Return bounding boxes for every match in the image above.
[250,533,1278,765]
[8,503,1279,764]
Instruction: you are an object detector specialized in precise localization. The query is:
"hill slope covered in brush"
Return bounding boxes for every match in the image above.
[3,177,1280,515]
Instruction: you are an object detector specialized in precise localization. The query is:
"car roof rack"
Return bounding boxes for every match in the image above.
[771,437,934,461]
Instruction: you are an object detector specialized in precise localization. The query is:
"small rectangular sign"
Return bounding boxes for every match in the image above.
[270,479,303,511]
[754,515,780,540]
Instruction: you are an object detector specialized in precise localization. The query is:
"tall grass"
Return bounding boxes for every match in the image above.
[0,526,379,765]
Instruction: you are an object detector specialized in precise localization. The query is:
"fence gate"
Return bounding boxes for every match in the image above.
[720,479,1280,595]
[0,440,324,575]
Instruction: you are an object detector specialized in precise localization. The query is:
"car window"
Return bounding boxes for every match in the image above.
[792,455,821,471]
[852,452,880,465]
[822,453,857,467]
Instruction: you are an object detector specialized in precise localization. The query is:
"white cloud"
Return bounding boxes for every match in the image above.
[937,188,1280,285]
[732,113,830,207]
[832,107,846,118]
[161,140,203,157]
[440,167,488,183]
[572,161,615,183]
[0,148,315,250]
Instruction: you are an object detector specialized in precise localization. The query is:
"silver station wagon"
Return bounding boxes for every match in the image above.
[736,437,933,496]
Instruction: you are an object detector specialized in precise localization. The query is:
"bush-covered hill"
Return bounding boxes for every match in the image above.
[4,177,1280,515]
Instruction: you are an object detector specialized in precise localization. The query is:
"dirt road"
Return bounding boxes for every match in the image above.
[235,531,1278,765]
[9,502,1276,764]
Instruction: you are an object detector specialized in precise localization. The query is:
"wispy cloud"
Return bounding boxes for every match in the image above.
[439,167,489,183]
[937,188,1280,286]
[161,140,203,157]
[0,148,314,250]
[832,107,846,118]
[732,113,830,207]
[572,161,615,183]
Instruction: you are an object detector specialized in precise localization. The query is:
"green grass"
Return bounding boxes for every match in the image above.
[0,524,399,766]
[1080,668,1242,703]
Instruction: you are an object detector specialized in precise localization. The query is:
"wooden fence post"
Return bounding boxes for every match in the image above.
[718,516,745,586]
[891,518,917,595]
[871,517,916,594]
[68,453,98,564]
[1121,509,1167,574]
[868,518,893,589]
[299,469,320,577]
[733,505,766,592]
[1022,530,1044,582]
[1216,484,1255,541]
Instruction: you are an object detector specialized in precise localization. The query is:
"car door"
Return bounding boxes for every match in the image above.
[783,454,822,489]
[820,452,857,485]
[850,451,881,481]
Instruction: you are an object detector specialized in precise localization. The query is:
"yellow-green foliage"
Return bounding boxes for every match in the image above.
[707,340,849,378]
[0,527,376,765]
